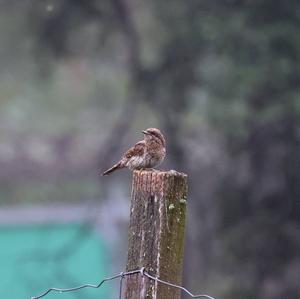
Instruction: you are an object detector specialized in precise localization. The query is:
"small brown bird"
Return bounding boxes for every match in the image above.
[102,128,166,175]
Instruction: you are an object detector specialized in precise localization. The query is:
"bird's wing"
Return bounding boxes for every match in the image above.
[124,141,145,159]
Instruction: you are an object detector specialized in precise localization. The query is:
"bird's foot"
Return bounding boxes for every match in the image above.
[137,168,155,173]
[145,168,160,172]
[136,168,161,175]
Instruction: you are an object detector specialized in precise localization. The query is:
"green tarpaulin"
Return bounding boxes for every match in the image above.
[0,223,111,299]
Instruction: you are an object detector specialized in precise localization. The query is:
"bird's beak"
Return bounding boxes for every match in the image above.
[142,130,149,135]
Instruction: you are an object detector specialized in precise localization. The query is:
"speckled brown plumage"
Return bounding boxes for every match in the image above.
[102,128,166,175]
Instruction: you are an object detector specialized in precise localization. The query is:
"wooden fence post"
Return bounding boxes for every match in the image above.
[124,169,188,299]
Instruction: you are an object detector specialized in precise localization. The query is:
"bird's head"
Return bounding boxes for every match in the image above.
[142,128,166,147]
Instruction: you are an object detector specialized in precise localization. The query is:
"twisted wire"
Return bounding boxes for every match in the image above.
[31,267,216,299]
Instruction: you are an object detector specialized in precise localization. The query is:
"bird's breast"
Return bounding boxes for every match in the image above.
[146,143,166,167]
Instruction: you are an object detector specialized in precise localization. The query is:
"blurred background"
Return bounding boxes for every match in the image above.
[0,1,299,298]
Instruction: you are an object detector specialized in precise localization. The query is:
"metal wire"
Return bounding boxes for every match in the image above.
[142,269,216,299]
[31,267,216,299]
[118,271,124,299]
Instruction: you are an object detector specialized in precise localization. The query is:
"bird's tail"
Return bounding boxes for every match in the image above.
[102,162,123,176]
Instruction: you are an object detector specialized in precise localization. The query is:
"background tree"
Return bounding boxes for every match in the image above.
[0,1,299,299]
